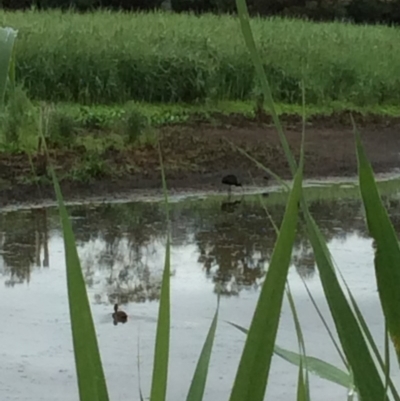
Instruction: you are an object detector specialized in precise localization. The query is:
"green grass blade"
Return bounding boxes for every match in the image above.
[384,322,390,400]
[235,0,296,175]
[337,268,400,401]
[355,126,400,363]
[297,361,307,401]
[228,160,302,401]
[0,27,18,109]
[304,213,387,401]
[228,321,352,388]
[45,151,109,400]
[150,138,171,401]
[302,280,348,368]
[137,332,145,401]
[186,297,220,401]
[226,139,290,191]
[286,283,310,401]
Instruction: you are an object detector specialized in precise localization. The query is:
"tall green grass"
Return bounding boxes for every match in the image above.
[1,10,400,105]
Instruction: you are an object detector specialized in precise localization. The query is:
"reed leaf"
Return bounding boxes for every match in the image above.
[228,159,302,401]
[304,213,387,401]
[186,297,220,401]
[150,138,171,401]
[355,126,400,363]
[42,127,109,401]
[228,321,352,389]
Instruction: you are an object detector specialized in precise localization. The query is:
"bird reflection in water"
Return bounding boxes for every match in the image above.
[221,200,242,213]
[112,303,128,326]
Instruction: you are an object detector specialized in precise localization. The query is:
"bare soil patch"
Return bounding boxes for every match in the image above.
[1,113,400,208]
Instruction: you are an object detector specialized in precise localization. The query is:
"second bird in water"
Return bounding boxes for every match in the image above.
[112,303,128,325]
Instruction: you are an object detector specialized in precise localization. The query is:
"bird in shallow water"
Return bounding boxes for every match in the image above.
[112,303,128,325]
[222,174,243,196]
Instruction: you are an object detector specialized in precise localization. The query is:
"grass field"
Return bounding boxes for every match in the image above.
[1,10,400,106]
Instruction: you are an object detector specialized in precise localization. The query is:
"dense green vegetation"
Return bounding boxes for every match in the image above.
[1,10,400,107]
[3,0,400,26]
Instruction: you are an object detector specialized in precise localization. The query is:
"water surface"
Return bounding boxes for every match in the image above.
[1,189,400,400]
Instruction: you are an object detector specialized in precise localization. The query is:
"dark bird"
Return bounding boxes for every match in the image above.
[222,174,242,195]
[112,303,128,325]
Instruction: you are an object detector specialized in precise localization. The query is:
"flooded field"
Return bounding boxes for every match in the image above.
[1,184,400,401]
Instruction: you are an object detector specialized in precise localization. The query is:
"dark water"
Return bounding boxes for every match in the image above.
[1,191,400,400]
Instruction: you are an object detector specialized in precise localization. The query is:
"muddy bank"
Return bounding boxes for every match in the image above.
[1,114,400,208]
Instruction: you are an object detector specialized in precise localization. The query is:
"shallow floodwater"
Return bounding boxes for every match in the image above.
[1,191,400,401]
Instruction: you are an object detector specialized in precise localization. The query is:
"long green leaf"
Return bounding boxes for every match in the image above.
[355,127,400,362]
[286,283,310,401]
[49,158,109,401]
[235,0,296,174]
[297,361,307,401]
[228,160,302,401]
[150,138,171,401]
[337,266,400,401]
[304,213,387,401]
[0,27,18,108]
[186,297,219,401]
[228,321,352,389]
[302,279,348,368]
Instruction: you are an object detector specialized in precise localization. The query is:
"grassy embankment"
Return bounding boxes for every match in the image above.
[1,10,400,186]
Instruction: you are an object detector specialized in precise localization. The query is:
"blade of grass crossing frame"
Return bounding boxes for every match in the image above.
[43,133,109,401]
[297,361,307,401]
[0,27,18,109]
[337,267,400,401]
[355,126,400,363]
[227,321,352,389]
[302,280,348,368]
[227,139,290,191]
[137,330,145,401]
[150,138,171,401]
[304,213,387,401]
[384,322,390,400]
[186,297,220,401]
[228,160,302,401]
[286,283,310,401]
[235,0,296,174]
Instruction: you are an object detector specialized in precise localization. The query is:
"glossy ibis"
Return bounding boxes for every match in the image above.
[222,174,242,195]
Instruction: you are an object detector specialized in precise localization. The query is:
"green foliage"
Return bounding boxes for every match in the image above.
[0,85,37,149]
[118,106,149,145]
[46,107,78,148]
[2,10,400,106]
[70,150,110,182]
[0,26,17,108]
